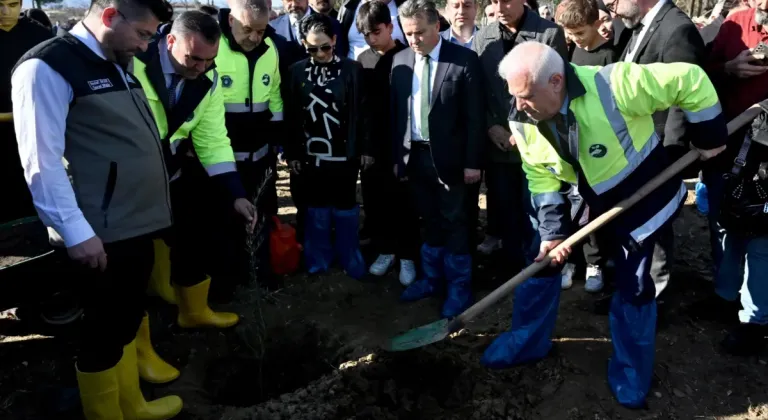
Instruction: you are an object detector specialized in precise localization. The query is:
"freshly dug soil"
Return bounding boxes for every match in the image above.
[2,173,768,420]
[0,219,50,269]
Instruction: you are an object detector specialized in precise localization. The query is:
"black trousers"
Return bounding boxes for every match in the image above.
[360,160,420,260]
[76,234,155,372]
[0,124,35,224]
[304,160,359,209]
[485,162,532,269]
[407,144,469,255]
[166,170,216,288]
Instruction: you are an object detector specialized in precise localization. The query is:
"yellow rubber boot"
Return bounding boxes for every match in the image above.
[116,341,183,420]
[76,365,124,420]
[176,277,239,329]
[148,239,177,305]
[136,314,180,384]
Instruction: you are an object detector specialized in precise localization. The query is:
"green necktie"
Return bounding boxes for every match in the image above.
[420,55,431,140]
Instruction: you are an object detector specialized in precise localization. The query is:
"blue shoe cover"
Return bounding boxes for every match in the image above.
[441,253,473,318]
[400,244,444,302]
[481,274,561,368]
[607,293,656,409]
[304,207,333,274]
[332,206,366,279]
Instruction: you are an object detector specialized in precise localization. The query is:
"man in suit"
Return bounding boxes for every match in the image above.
[604,0,706,306]
[472,0,567,281]
[269,0,347,58]
[392,0,484,318]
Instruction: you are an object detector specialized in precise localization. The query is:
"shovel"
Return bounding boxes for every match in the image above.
[384,105,761,352]
[0,113,12,123]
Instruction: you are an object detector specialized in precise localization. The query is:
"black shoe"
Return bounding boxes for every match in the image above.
[688,294,741,324]
[721,323,766,356]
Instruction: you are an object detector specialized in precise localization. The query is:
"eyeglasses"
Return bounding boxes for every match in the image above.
[116,10,155,42]
[306,45,333,54]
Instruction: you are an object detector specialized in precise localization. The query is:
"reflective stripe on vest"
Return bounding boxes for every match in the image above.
[234,144,270,162]
[592,64,660,195]
[224,101,269,113]
[630,181,686,243]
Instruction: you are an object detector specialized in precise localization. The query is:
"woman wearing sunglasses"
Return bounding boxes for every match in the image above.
[284,13,371,279]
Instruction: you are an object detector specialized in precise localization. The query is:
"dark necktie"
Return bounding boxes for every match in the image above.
[626,23,645,56]
[168,74,181,109]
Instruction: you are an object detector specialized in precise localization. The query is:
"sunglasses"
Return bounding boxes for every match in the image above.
[306,45,333,54]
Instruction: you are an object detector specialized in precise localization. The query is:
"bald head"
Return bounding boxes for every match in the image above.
[498,42,566,122]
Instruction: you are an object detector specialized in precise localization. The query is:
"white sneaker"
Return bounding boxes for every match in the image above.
[477,236,502,255]
[399,259,417,286]
[369,254,395,276]
[561,263,575,290]
[584,264,604,293]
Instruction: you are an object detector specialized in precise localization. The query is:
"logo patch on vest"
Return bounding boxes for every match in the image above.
[222,76,233,88]
[88,78,113,91]
[262,74,270,86]
[589,144,607,158]
[186,111,195,122]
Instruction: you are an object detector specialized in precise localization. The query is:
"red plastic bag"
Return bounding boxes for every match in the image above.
[270,216,301,275]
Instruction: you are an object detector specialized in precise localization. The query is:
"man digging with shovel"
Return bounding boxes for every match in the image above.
[482,41,728,408]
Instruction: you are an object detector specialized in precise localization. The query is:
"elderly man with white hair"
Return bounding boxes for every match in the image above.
[481,41,727,408]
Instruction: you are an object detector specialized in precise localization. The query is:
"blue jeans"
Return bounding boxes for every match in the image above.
[718,232,768,325]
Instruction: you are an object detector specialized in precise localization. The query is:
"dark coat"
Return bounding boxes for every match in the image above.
[390,41,485,185]
[619,1,706,174]
[283,57,369,162]
[472,9,568,163]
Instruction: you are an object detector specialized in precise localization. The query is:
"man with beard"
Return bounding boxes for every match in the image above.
[310,0,338,19]
[133,10,253,323]
[697,0,768,354]
[601,0,705,316]
[11,0,183,417]
[0,0,52,224]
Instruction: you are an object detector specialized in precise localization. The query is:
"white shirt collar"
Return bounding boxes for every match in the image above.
[158,37,176,76]
[69,22,108,61]
[419,37,442,62]
[289,8,311,26]
[640,0,667,27]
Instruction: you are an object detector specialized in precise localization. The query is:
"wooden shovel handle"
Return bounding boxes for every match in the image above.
[453,104,761,328]
[0,113,12,123]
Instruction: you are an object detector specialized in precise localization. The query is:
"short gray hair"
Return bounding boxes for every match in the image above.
[171,10,222,43]
[228,0,271,19]
[498,41,564,86]
[398,0,440,24]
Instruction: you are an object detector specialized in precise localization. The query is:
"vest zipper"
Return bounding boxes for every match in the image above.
[101,162,118,228]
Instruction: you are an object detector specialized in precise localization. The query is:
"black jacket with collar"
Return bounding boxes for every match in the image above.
[283,57,369,163]
[619,1,706,177]
[473,8,568,164]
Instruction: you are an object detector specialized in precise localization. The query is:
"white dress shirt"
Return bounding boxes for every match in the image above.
[159,37,184,103]
[411,37,442,141]
[623,0,667,62]
[347,0,406,60]
[289,8,311,44]
[11,22,129,247]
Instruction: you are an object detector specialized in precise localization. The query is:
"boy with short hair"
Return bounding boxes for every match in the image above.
[556,0,618,66]
[356,1,420,286]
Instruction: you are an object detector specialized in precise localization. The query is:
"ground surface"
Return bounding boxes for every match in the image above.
[1,171,768,420]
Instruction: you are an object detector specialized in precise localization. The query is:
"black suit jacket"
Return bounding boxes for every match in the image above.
[620,1,706,169]
[390,41,485,185]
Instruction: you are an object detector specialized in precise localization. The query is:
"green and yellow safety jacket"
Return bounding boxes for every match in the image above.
[133,27,246,199]
[217,8,284,164]
[510,62,727,243]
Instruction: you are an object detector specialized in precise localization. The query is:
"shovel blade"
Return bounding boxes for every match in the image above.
[383,318,453,352]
